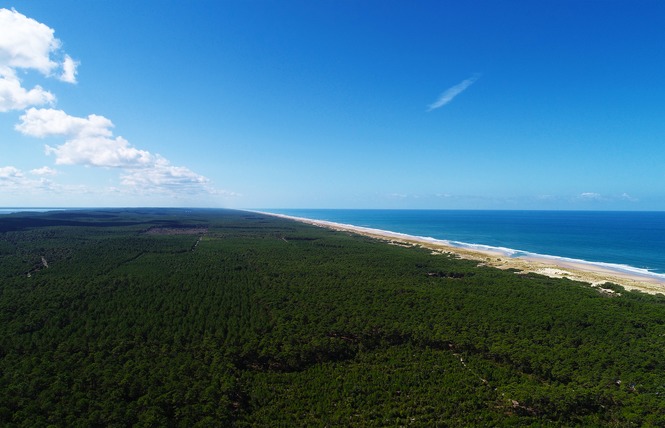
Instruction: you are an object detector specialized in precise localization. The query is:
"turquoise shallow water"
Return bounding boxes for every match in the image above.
[265,209,665,277]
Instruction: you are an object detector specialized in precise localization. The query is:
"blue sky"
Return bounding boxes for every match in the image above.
[1,1,664,209]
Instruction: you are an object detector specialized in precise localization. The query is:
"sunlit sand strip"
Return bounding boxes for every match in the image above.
[258,211,665,295]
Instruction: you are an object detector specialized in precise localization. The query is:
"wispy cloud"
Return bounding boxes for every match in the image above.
[427,73,480,112]
[577,192,639,203]
[578,192,603,201]
[620,192,638,202]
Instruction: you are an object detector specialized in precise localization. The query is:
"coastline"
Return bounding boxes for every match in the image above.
[259,211,665,295]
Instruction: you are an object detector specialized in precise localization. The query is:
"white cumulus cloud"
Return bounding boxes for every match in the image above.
[2,8,224,200]
[44,135,155,168]
[120,157,210,192]
[17,108,154,168]
[0,165,23,179]
[30,166,58,176]
[16,107,112,138]
[0,8,78,112]
[60,55,79,83]
[16,108,213,194]
[0,8,60,73]
[0,70,55,112]
[427,73,480,111]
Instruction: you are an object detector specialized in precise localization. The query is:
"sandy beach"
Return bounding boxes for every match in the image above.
[262,212,665,295]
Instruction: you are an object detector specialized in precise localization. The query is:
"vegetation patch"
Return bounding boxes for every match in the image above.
[1,208,665,426]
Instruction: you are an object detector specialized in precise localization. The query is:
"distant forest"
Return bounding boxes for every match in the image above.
[1,208,664,426]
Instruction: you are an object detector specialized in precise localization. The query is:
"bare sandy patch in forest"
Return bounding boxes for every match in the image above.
[144,227,208,235]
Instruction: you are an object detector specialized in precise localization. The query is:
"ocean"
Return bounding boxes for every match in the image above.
[265,209,665,278]
[0,208,64,215]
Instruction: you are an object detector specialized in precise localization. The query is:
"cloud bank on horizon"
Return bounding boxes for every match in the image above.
[427,74,480,111]
[0,8,225,203]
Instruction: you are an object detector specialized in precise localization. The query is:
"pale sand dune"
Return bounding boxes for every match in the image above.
[261,212,665,295]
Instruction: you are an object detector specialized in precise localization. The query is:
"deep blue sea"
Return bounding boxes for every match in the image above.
[265,210,665,277]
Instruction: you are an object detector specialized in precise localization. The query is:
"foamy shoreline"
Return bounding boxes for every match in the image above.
[257,211,665,295]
